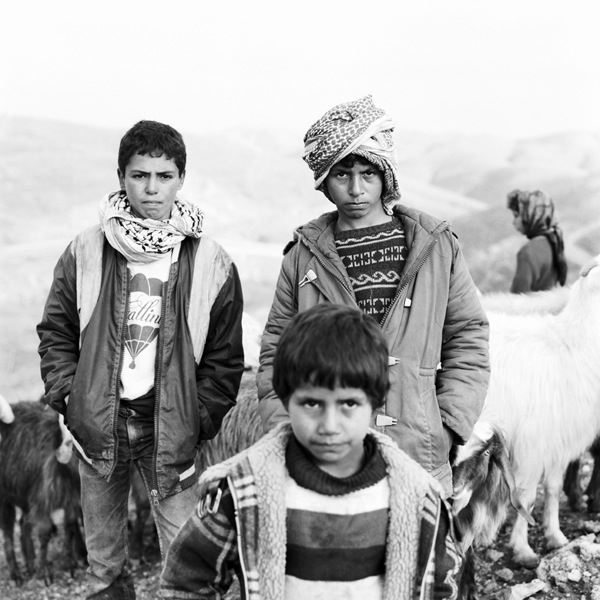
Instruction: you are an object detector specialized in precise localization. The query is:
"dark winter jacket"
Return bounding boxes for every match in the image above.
[37,225,244,498]
[257,205,490,495]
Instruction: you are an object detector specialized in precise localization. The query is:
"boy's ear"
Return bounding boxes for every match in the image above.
[178,170,186,189]
[117,168,125,190]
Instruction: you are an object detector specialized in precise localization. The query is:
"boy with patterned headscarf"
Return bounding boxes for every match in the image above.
[257,96,490,497]
[37,120,245,599]
[507,189,568,293]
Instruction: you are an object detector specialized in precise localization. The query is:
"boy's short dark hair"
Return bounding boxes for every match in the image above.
[273,304,390,409]
[118,120,187,176]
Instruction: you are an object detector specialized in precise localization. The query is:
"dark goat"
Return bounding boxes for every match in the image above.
[0,402,85,584]
[451,422,534,600]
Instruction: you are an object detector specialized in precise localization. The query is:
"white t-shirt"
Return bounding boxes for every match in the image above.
[120,246,179,400]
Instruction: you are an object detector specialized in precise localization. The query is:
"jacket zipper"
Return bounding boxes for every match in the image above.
[150,278,170,506]
[379,225,445,330]
[107,261,130,480]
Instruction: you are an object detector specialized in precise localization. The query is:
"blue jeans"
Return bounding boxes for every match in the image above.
[79,405,198,599]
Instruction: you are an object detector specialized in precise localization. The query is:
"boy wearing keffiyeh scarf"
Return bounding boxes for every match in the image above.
[257,96,490,499]
[37,121,245,599]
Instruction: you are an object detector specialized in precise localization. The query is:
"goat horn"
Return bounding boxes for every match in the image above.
[0,394,15,424]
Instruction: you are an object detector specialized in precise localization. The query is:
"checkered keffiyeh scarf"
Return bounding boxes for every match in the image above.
[303,95,401,204]
[99,190,204,264]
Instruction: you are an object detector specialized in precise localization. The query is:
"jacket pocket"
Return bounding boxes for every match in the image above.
[418,368,448,469]
[197,400,215,441]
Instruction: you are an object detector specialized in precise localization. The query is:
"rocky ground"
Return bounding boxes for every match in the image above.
[470,501,600,599]
[2,457,600,600]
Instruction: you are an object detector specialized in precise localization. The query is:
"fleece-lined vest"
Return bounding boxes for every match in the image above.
[198,424,444,600]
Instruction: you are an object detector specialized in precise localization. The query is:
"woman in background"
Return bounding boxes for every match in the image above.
[507,189,568,293]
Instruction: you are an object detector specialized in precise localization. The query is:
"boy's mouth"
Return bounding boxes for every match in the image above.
[312,441,344,448]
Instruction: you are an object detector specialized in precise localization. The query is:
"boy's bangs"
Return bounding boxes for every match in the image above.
[299,343,387,407]
[304,361,374,392]
[272,304,390,408]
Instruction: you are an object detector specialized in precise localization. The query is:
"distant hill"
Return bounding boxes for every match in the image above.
[1,115,599,399]
[394,129,600,289]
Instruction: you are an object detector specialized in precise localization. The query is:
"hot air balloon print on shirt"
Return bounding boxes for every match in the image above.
[124,273,164,370]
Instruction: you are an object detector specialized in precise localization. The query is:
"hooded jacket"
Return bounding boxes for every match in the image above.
[160,424,462,600]
[37,225,244,498]
[257,205,489,495]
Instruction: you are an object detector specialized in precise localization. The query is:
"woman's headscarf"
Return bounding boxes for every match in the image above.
[507,189,568,285]
[302,95,401,207]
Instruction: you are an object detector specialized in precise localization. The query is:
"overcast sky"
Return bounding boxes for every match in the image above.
[1,0,598,139]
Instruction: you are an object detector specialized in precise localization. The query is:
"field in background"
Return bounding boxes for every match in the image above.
[2,116,600,401]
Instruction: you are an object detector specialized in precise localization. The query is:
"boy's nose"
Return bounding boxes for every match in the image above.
[318,408,340,434]
[349,176,363,197]
[146,175,158,194]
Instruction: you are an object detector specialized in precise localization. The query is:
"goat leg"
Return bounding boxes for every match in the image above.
[63,509,87,574]
[508,485,540,568]
[19,511,36,579]
[563,458,584,511]
[1,503,24,585]
[586,438,600,513]
[70,513,87,566]
[37,515,56,585]
[457,546,479,600]
[543,474,569,550]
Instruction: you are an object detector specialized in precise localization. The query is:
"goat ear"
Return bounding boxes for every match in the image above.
[499,446,536,526]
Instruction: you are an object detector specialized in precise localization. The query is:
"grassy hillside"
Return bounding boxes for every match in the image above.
[1,116,599,400]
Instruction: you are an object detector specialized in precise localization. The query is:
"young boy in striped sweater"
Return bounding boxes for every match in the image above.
[160,304,462,599]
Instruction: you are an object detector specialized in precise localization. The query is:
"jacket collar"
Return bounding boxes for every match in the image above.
[289,204,449,264]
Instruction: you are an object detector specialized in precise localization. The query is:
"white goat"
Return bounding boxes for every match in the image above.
[480,285,569,316]
[474,255,600,567]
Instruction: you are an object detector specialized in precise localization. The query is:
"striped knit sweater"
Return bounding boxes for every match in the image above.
[160,424,461,600]
[334,218,407,322]
[284,435,388,598]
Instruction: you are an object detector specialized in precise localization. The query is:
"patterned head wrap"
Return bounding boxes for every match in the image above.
[507,189,568,285]
[302,95,400,206]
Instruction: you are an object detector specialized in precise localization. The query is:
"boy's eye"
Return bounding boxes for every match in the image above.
[132,173,146,179]
[302,399,321,409]
[159,174,174,180]
[342,400,358,409]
